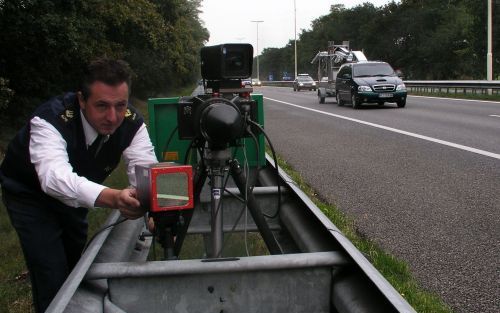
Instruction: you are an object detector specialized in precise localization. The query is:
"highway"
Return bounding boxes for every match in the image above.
[257,86,500,313]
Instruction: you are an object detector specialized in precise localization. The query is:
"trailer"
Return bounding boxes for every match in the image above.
[312,41,367,104]
[46,92,416,313]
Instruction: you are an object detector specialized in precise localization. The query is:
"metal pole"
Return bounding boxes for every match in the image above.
[210,173,224,258]
[294,0,297,79]
[251,20,264,80]
[487,0,493,94]
[204,148,231,258]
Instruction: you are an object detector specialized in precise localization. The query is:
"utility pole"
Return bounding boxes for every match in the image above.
[251,20,264,80]
[487,0,493,94]
[294,0,297,79]
[487,0,493,80]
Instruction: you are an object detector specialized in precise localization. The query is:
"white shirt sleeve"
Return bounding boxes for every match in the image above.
[29,116,106,208]
[122,123,158,188]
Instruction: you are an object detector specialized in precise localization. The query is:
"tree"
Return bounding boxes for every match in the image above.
[0,0,208,124]
[258,0,496,81]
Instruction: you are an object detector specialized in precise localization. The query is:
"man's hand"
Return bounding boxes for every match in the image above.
[95,188,146,220]
[115,188,145,219]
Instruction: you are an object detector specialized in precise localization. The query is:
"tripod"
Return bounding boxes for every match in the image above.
[168,146,282,259]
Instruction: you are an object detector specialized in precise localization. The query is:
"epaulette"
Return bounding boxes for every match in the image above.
[124,108,137,121]
[60,108,75,123]
[59,93,78,123]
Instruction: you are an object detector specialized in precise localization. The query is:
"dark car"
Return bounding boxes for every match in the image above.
[241,78,252,87]
[335,61,407,109]
[293,74,317,91]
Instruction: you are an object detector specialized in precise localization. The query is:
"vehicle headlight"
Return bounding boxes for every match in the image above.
[396,84,406,91]
[312,82,316,86]
[358,85,372,92]
[299,83,303,86]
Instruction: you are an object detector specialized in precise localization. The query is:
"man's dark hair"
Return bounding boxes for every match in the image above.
[81,58,132,100]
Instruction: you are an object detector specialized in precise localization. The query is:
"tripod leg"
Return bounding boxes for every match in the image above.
[229,160,282,255]
[210,173,224,258]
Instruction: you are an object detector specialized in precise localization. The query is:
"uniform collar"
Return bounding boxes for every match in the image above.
[80,110,109,147]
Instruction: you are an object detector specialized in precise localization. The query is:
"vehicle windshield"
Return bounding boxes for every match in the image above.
[353,63,395,77]
[297,76,313,81]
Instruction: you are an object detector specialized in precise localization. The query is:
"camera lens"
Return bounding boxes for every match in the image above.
[225,52,244,71]
[199,100,244,148]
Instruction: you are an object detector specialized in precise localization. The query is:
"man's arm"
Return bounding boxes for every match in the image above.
[30,116,105,208]
[30,117,145,218]
[122,123,158,187]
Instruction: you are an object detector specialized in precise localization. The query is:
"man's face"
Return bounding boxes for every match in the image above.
[78,81,129,135]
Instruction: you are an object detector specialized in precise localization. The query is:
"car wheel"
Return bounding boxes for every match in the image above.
[351,93,360,109]
[336,93,343,106]
[397,100,406,108]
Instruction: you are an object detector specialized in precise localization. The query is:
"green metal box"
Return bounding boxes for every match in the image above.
[148,94,265,167]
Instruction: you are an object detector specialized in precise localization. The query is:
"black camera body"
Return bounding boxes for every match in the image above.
[201,43,253,80]
[177,95,258,149]
[177,44,257,150]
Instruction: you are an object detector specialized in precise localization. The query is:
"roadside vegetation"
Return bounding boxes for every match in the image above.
[0,0,208,129]
[257,1,499,82]
[1,1,207,308]
[273,152,453,313]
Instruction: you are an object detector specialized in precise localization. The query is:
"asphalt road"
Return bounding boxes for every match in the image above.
[257,86,500,313]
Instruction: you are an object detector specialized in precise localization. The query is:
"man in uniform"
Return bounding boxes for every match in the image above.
[0,58,158,312]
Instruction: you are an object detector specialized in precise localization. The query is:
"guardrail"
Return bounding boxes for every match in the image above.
[261,80,500,96]
[404,80,500,95]
[262,81,294,87]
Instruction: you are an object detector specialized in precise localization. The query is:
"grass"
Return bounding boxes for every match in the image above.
[274,153,453,313]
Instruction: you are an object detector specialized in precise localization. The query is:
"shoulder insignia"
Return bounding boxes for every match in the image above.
[60,109,74,123]
[125,109,137,121]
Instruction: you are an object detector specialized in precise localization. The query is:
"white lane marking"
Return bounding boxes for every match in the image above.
[408,95,500,104]
[489,115,500,118]
[264,97,500,161]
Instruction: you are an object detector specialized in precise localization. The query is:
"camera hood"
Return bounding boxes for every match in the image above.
[201,44,253,80]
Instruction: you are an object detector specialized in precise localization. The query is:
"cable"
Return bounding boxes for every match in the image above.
[242,140,250,257]
[224,187,244,203]
[213,164,232,258]
[220,200,248,255]
[248,119,282,219]
[81,217,129,254]
[183,140,195,165]
[162,126,179,161]
[247,129,260,189]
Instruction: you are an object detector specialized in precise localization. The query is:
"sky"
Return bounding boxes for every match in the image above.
[199,0,394,56]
